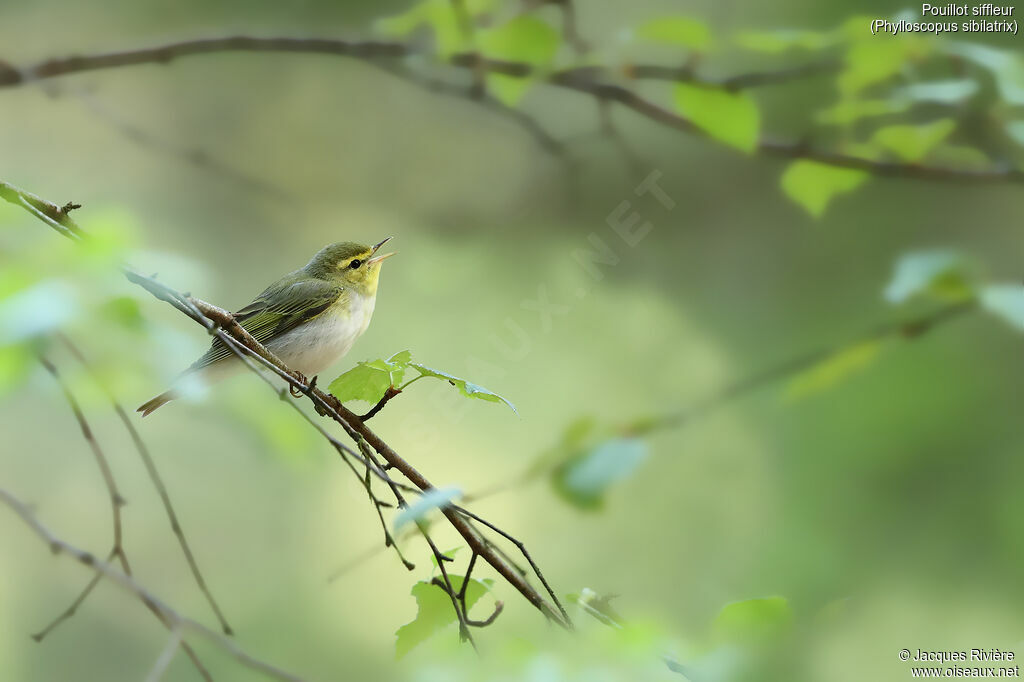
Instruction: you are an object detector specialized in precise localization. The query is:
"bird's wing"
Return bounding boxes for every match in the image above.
[191,278,345,370]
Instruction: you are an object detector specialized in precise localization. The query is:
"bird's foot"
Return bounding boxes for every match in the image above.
[289,371,310,397]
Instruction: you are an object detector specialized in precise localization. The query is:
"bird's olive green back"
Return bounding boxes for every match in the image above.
[191,276,345,370]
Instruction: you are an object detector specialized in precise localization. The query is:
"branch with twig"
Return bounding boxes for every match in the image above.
[1,177,572,664]
[2,35,1019,184]
[0,487,308,682]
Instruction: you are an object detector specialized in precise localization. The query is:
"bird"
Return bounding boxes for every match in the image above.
[137,238,394,416]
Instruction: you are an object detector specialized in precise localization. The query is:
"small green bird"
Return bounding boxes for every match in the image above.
[137,238,394,416]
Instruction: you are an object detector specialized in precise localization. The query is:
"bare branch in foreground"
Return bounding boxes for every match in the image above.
[57,333,234,635]
[32,354,213,680]
[0,487,308,682]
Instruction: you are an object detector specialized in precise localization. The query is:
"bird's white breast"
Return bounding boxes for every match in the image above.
[266,292,376,376]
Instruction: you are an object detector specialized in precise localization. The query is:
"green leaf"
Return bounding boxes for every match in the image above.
[871,119,956,162]
[478,16,560,106]
[395,576,492,658]
[328,350,411,404]
[409,362,516,412]
[393,486,462,531]
[884,250,975,304]
[674,84,760,153]
[635,16,712,50]
[734,29,835,53]
[980,285,1024,331]
[97,296,146,332]
[839,38,928,95]
[780,161,868,218]
[552,437,649,510]
[375,0,495,56]
[785,341,882,400]
[713,597,793,647]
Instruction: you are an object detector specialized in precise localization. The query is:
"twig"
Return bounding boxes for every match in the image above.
[62,88,294,203]
[0,488,308,682]
[359,385,402,421]
[143,626,184,682]
[31,354,214,680]
[3,177,572,635]
[36,355,128,586]
[452,504,569,625]
[465,299,978,504]
[56,333,234,635]
[1,38,1017,183]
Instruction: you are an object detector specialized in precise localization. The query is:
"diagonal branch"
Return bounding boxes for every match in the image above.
[2,177,573,633]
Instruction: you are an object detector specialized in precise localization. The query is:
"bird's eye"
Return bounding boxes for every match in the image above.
[349,259,362,269]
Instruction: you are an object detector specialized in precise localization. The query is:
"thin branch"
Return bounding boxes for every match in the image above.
[3,177,571,632]
[143,626,184,682]
[0,487,308,682]
[1,37,1017,183]
[637,299,977,434]
[32,354,214,680]
[465,299,978,504]
[359,385,402,421]
[452,504,570,625]
[37,354,128,571]
[61,88,295,203]
[56,333,234,635]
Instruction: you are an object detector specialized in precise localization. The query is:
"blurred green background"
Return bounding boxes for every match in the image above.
[2,1,1023,681]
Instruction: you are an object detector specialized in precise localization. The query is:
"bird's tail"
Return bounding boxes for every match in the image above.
[137,390,177,417]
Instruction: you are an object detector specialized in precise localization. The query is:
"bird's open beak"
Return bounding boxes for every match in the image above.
[368,237,395,265]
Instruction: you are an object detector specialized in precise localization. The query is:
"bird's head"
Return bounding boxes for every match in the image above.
[305,238,395,296]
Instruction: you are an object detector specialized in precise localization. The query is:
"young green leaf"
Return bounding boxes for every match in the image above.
[980,285,1024,332]
[634,16,712,50]
[395,576,493,658]
[785,341,882,400]
[327,350,411,404]
[552,437,649,510]
[393,486,462,532]
[478,16,560,106]
[780,161,868,218]
[375,0,495,56]
[839,38,927,95]
[884,250,975,304]
[674,84,760,153]
[871,119,956,162]
[409,362,516,412]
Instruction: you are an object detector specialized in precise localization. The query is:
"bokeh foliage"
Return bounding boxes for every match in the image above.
[2,0,1024,681]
